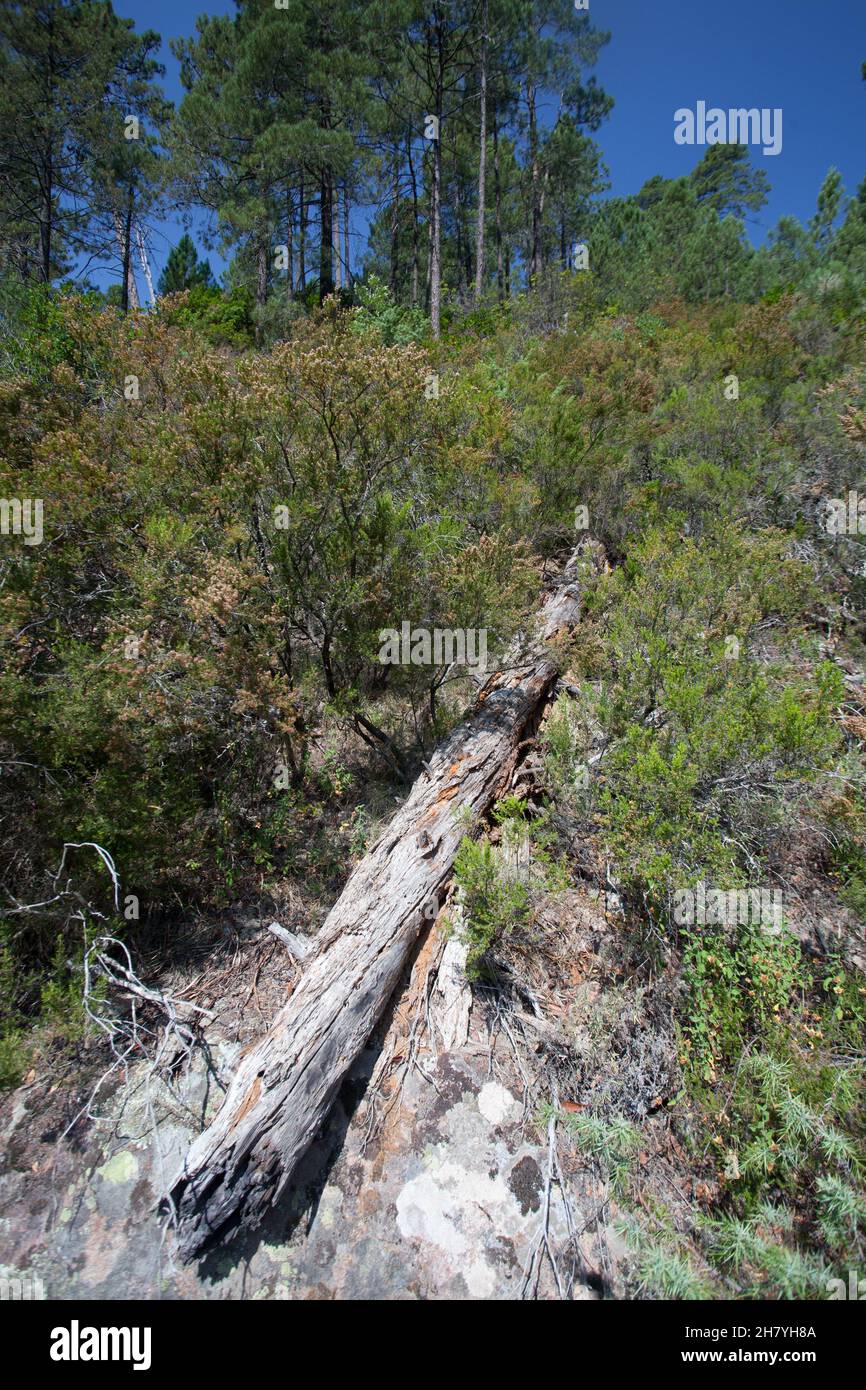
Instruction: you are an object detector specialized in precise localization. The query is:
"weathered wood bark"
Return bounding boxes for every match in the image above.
[168,555,584,1261]
[267,922,312,961]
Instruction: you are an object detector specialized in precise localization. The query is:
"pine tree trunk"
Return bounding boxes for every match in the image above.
[114,205,139,311]
[320,169,334,301]
[463,182,473,289]
[256,239,268,308]
[39,34,54,285]
[528,82,542,282]
[425,151,433,311]
[407,133,420,308]
[332,183,342,290]
[287,189,295,296]
[389,153,400,295]
[120,187,135,314]
[430,132,442,335]
[342,184,350,288]
[429,15,444,339]
[40,160,52,284]
[493,116,504,300]
[455,181,464,297]
[473,0,488,305]
[299,174,307,290]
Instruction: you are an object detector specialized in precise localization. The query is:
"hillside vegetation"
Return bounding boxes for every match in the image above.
[1,0,865,1299]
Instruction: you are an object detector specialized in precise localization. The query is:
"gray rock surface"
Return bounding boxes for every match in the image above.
[0,903,624,1300]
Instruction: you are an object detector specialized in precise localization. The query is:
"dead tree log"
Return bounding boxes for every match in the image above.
[168,552,585,1260]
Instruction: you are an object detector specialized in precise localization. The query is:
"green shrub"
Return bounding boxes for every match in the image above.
[0,1028,28,1089]
[583,522,839,916]
[451,835,532,979]
[681,924,804,1084]
[351,275,428,345]
[562,1110,641,1197]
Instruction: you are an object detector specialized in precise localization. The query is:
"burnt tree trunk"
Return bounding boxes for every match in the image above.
[168,554,586,1261]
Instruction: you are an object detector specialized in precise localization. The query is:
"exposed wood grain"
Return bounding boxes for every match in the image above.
[266,922,312,960]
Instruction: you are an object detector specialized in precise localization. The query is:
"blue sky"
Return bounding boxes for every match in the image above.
[109,0,866,292]
[597,0,866,241]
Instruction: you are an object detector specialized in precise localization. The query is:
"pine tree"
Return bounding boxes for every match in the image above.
[87,21,169,311]
[157,234,214,294]
[170,0,370,314]
[0,0,166,284]
[516,0,612,283]
[690,144,770,221]
[811,168,844,253]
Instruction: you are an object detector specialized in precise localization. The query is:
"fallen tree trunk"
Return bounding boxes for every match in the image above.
[168,551,586,1260]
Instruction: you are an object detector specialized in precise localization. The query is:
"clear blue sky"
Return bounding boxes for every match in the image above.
[597,0,866,241]
[110,0,866,291]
